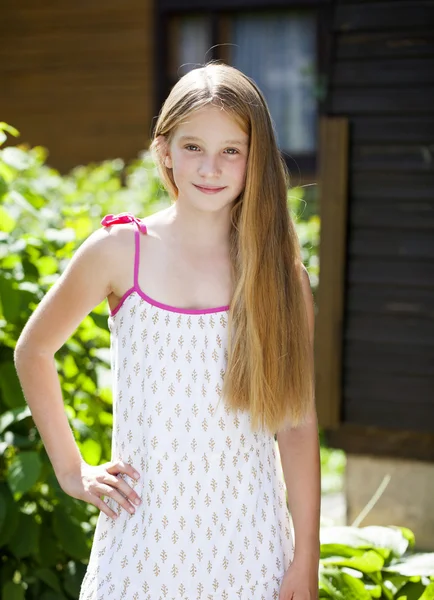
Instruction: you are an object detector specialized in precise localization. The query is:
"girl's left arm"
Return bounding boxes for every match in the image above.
[277,265,321,579]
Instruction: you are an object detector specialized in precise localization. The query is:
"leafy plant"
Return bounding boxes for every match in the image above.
[319,525,434,599]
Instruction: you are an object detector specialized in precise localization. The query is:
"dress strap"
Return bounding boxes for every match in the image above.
[100,212,147,234]
[101,212,147,290]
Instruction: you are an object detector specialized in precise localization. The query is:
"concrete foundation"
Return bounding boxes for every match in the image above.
[345,454,434,551]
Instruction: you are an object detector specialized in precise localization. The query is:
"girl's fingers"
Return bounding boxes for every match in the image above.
[102,473,141,508]
[96,483,137,516]
[91,494,119,520]
[106,460,140,481]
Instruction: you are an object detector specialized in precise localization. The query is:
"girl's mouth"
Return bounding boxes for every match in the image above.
[193,184,227,194]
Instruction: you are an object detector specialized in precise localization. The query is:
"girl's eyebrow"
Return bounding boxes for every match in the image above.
[179,135,248,146]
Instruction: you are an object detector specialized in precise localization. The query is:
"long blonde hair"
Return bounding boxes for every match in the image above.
[150,63,314,435]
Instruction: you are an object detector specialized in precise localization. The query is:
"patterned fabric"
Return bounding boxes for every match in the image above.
[79,214,294,600]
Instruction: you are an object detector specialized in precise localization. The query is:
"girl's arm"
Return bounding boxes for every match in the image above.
[277,265,321,568]
[14,225,141,518]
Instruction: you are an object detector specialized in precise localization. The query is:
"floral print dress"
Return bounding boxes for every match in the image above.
[79,212,294,600]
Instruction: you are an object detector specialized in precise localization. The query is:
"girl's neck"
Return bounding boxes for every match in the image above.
[163,200,233,254]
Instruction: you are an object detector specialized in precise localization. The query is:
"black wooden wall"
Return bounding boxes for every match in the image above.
[326,1,434,432]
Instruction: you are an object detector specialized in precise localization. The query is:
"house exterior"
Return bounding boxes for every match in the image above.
[2,0,434,545]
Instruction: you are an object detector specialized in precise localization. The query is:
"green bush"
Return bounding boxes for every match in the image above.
[1,124,432,599]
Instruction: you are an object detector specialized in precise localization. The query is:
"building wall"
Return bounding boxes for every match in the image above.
[324,0,434,434]
[0,0,154,172]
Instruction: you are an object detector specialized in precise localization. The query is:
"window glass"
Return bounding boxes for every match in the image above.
[232,12,317,153]
[177,16,212,77]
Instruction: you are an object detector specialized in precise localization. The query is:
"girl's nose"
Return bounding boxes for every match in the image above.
[198,156,221,178]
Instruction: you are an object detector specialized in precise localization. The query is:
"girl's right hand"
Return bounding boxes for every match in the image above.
[59,459,142,520]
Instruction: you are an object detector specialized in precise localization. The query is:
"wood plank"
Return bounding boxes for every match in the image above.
[344,374,433,404]
[351,172,434,201]
[346,285,434,318]
[345,313,434,345]
[348,229,434,260]
[344,396,434,433]
[334,2,434,33]
[351,144,434,172]
[349,258,434,287]
[158,0,328,10]
[336,31,434,60]
[351,116,434,144]
[0,7,148,32]
[346,339,434,377]
[315,117,349,429]
[331,86,434,114]
[325,424,434,461]
[350,200,434,230]
[333,58,434,86]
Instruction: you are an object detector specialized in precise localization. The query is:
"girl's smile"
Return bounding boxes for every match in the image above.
[193,183,228,194]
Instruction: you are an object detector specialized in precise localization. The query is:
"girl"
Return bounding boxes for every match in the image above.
[14,63,320,599]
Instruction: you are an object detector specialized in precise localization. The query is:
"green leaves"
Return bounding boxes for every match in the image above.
[320,526,434,599]
[7,451,42,494]
[52,507,90,561]
[1,582,25,600]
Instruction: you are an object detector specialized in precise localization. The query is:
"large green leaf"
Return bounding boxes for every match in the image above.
[0,275,21,322]
[0,361,26,409]
[0,483,19,546]
[1,581,25,600]
[63,561,87,598]
[320,526,409,559]
[34,568,62,592]
[396,581,428,600]
[52,507,89,560]
[1,147,35,171]
[0,405,31,434]
[420,583,434,600]
[384,554,434,577]
[80,438,102,466]
[326,570,372,600]
[0,206,15,232]
[7,450,42,494]
[9,513,39,558]
[37,527,62,567]
[321,550,384,573]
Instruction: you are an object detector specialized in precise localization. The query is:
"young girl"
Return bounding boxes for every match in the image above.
[14,63,320,600]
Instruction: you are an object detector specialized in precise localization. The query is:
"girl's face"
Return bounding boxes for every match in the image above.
[163,105,249,211]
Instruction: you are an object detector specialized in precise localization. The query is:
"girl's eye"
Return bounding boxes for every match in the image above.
[185,144,200,152]
[225,148,239,155]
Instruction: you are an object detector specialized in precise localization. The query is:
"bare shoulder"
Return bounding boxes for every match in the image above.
[15,223,134,358]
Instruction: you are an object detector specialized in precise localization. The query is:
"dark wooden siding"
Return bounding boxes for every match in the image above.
[0,0,154,173]
[326,0,434,432]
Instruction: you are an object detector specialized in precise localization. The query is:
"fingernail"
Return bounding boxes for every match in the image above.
[134,497,141,506]
[134,471,140,479]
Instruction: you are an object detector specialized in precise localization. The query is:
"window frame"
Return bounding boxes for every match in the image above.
[154,2,332,182]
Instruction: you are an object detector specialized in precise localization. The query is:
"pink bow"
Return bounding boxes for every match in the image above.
[100,212,147,234]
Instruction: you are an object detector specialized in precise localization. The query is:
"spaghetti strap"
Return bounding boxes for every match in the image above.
[100,212,147,234]
[101,212,147,290]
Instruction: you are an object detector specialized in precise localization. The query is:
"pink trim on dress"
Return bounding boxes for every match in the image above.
[101,212,148,234]
[101,212,231,317]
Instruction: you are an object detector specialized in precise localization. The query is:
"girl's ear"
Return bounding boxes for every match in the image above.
[155,135,173,169]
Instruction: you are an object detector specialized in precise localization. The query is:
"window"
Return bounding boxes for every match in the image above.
[163,9,318,173]
[231,12,317,154]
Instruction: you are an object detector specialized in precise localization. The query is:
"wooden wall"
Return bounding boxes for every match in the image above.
[0,0,154,173]
[319,0,434,449]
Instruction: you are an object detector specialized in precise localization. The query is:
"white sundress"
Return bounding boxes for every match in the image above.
[79,212,294,600]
